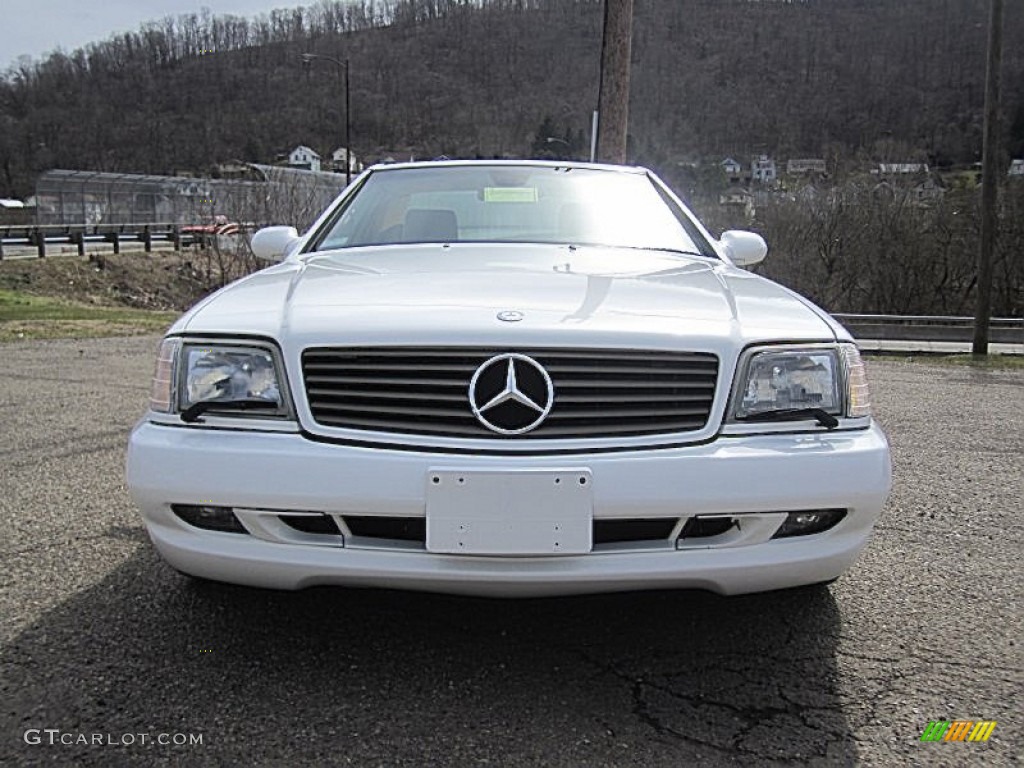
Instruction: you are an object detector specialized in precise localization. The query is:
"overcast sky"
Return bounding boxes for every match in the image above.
[3,1,301,69]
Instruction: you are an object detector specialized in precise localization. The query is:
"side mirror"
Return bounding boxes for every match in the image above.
[720,230,768,267]
[251,226,300,262]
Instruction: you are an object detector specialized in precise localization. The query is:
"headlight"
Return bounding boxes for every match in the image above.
[729,344,871,425]
[148,339,290,421]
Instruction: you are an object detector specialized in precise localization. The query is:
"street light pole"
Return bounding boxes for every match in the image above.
[973,0,1003,356]
[344,58,351,186]
[301,53,352,185]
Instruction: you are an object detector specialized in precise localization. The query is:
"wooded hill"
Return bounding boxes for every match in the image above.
[1,0,1022,199]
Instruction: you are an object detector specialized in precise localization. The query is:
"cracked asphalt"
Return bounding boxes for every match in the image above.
[1,336,1021,767]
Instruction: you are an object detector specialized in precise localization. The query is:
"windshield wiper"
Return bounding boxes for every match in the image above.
[742,408,839,430]
[180,399,280,424]
[567,243,714,259]
[634,246,713,259]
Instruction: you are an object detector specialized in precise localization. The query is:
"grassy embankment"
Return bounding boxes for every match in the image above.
[0,289,176,341]
[0,252,210,341]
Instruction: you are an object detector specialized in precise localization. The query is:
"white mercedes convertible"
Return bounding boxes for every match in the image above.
[126,160,891,597]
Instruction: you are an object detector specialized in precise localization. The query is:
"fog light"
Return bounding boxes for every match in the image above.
[172,504,246,533]
[772,509,846,538]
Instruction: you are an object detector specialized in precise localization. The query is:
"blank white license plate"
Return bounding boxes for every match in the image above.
[425,469,593,556]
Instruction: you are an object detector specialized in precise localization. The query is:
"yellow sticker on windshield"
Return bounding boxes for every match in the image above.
[484,187,538,203]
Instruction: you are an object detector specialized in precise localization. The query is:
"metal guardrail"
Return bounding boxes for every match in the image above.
[0,223,190,259]
[0,223,252,259]
[832,313,1023,344]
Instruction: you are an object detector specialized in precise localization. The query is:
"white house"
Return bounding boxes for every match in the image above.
[721,157,742,176]
[330,147,363,174]
[288,145,321,172]
[1009,159,1024,177]
[751,154,777,184]
[786,158,827,176]
[719,186,755,220]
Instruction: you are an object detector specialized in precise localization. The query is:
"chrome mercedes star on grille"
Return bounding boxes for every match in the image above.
[468,353,554,435]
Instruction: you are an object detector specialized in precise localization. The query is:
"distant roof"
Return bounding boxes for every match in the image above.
[0,198,25,208]
[38,169,202,186]
[878,163,929,174]
[36,167,341,192]
[249,164,346,185]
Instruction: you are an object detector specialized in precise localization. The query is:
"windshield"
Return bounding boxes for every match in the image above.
[309,165,712,255]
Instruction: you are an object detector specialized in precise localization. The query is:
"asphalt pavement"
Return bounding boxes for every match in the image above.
[1,336,1021,767]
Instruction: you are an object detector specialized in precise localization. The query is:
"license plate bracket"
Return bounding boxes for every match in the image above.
[425,469,593,556]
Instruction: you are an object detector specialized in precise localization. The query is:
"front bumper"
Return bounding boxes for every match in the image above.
[126,421,891,597]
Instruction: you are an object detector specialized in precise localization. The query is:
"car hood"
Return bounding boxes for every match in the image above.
[180,243,838,349]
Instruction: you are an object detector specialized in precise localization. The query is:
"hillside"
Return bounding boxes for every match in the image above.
[2,0,1022,198]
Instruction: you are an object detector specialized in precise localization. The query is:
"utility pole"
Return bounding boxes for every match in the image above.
[301,53,352,185]
[596,0,634,164]
[973,0,1003,355]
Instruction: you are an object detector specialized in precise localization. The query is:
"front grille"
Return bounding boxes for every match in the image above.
[302,347,719,439]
